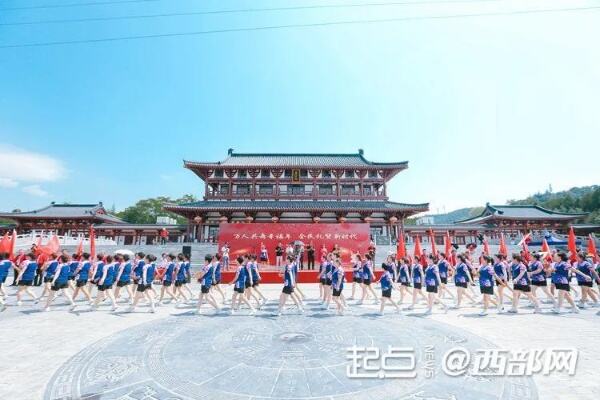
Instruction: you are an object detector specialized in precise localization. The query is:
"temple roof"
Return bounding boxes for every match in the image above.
[184,149,408,170]
[0,203,125,224]
[456,204,587,224]
[165,200,428,214]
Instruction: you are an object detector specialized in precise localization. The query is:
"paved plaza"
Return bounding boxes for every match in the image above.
[1,283,599,400]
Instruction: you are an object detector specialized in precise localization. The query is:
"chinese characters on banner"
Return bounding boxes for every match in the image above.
[218,223,371,264]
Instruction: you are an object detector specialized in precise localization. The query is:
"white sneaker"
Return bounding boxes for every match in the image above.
[69,304,77,312]
[127,306,135,313]
[229,309,236,315]
[423,309,432,315]
[571,306,580,314]
[17,301,22,306]
[378,311,384,316]
[249,309,256,316]
[0,304,6,312]
[43,306,51,312]
[149,307,156,313]
[406,305,414,310]
[195,308,202,315]
[551,307,560,314]
[298,307,304,314]
[533,308,542,314]
[479,310,488,316]
[111,305,118,312]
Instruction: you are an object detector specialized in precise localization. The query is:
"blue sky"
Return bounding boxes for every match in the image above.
[1,0,599,214]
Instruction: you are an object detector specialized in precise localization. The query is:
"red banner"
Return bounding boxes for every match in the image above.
[218,223,370,265]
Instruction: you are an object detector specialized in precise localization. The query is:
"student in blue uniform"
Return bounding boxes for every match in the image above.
[93,255,118,311]
[550,252,586,314]
[348,252,362,300]
[478,255,501,316]
[248,254,267,307]
[528,253,556,305]
[452,254,476,308]
[0,252,13,300]
[196,254,221,314]
[67,254,80,291]
[378,263,400,315]
[37,254,59,302]
[180,253,195,300]
[437,253,454,300]
[331,259,347,315]
[291,254,307,302]
[129,254,157,313]
[158,254,177,304]
[44,254,76,312]
[91,254,105,290]
[493,254,512,312]
[132,252,145,292]
[395,257,412,307]
[72,252,93,304]
[319,253,334,306]
[211,253,226,303]
[358,253,378,305]
[508,254,540,314]
[424,255,447,315]
[15,253,38,305]
[229,256,256,315]
[173,253,190,305]
[574,252,599,308]
[114,254,134,304]
[277,255,304,315]
[408,258,425,310]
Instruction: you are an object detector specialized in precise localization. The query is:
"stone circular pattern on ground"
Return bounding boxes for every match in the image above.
[44,308,537,400]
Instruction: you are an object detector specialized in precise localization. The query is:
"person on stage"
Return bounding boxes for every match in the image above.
[358,253,378,305]
[229,256,256,315]
[275,242,284,267]
[277,255,304,315]
[452,254,476,308]
[574,252,599,308]
[378,263,400,315]
[44,255,76,312]
[508,254,540,314]
[196,254,220,314]
[221,242,230,270]
[259,243,269,265]
[92,255,118,312]
[528,253,556,305]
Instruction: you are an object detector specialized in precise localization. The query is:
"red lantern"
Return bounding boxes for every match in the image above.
[363,217,373,223]
[271,216,279,223]
[338,216,347,223]
[193,216,203,224]
[245,216,254,223]
[389,216,398,224]
[313,216,321,223]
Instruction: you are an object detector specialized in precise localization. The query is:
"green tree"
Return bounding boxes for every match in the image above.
[116,194,198,224]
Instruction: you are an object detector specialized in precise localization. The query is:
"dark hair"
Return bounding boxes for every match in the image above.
[136,252,145,258]
[236,256,244,264]
[512,254,523,263]
[60,254,69,263]
[215,253,221,261]
[72,253,78,258]
[205,254,213,262]
[82,252,90,260]
[495,254,506,260]
[557,252,569,262]
[439,252,446,258]
[532,253,541,261]
[178,254,185,261]
[27,252,36,260]
[168,253,176,261]
[483,255,493,264]
[577,252,587,260]
[123,254,130,261]
[457,254,466,263]
[0,253,5,261]
[106,255,113,263]
[364,253,372,261]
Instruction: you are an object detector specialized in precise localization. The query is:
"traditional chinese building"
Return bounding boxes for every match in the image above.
[164,149,429,242]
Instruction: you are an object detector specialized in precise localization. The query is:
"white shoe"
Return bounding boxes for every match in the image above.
[0,304,6,312]
[395,308,401,314]
[17,301,22,306]
[43,306,51,312]
[378,311,385,316]
[423,309,432,315]
[69,304,77,312]
[479,311,488,316]
[507,308,518,314]
[229,309,236,315]
[571,306,580,314]
[149,307,156,313]
[249,309,256,316]
[298,307,304,314]
[88,300,94,306]
[195,308,202,315]
[406,305,414,310]
[551,307,560,314]
[127,306,135,313]
[111,305,118,312]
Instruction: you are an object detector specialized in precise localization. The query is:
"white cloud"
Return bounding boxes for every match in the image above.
[0,144,66,183]
[22,184,49,197]
[0,177,19,188]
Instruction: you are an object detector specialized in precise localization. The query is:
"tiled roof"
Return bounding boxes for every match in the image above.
[184,150,408,169]
[0,203,125,224]
[457,204,587,223]
[93,223,187,230]
[165,200,428,213]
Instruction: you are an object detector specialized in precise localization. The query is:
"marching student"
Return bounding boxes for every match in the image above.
[348,252,362,300]
[37,254,59,302]
[249,254,268,306]
[158,254,177,304]
[551,252,588,313]
[67,254,80,290]
[72,253,93,303]
[508,254,541,314]
[358,253,378,305]
[129,254,157,313]
[320,253,333,306]
[291,255,307,302]
[91,253,105,291]
[0,252,13,299]
[132,252,145,292]
[452,254,476,308]
[277,255,304,315]
[15,253,38,305]
[114,254,134,303]
[574,252,599,308]
[92,255,118,312]
[196,254,220,314]
[331,259,346,315]
[528,253,556,305]
[424,255,447,315]
[229,256,256,315]
[493,254,511,311]
[437,253,454,300]
[181,253,195,299]
[478,255,500,316]
[211,253,226,303]
[407,258,425,310]
[44,255,76,312]
[173,254,190,304]
[378,261,400,315]
[395,257,412,306]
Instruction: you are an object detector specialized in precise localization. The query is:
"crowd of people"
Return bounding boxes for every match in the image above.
[0,242,599,317]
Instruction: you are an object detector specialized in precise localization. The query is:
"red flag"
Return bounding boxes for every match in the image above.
[499,234,508,257]
[75,238,83,258]
[35,235,42,256]
[0,233,9,253]
[9,230,16,260]
[587,234,597,263]
[397,232,406,259]
[483,239,490,255]
[89,227,96,261]
[521,242,531,262]
[517,232,532,247]
[428,229,438,257]
[39,234,60,256]
[541,238,553,263]
[413,236,424,265]
[568,226,578,262]
[444,231,451,255]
